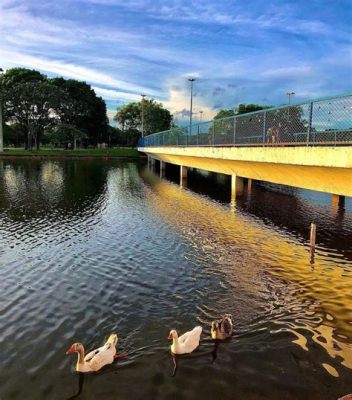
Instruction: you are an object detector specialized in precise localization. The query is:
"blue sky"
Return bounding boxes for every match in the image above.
[1,0,351,124]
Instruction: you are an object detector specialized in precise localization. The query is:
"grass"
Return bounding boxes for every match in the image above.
[1,147,142,158]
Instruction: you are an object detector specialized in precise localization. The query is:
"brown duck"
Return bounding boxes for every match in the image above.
[211,314,233,340]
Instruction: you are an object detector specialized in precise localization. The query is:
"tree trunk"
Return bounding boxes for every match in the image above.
[36,129,41,151]
[24,126,29,150]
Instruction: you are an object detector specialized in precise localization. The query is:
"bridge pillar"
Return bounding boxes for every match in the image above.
[247,178,253,192]
[332,194,345,209]
[180,166,188,187]
[160,161,166,178]
[231,174,244,200]
[148,155,155,169]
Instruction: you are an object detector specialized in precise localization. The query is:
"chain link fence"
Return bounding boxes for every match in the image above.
[139,94,352,147]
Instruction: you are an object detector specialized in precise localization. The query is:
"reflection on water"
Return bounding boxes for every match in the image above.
[0,159,351,400]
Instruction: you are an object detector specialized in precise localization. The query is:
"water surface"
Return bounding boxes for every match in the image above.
[0,159,351,400]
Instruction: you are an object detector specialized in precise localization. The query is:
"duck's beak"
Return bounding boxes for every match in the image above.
[66,345,75,355]
[167,332,172,340]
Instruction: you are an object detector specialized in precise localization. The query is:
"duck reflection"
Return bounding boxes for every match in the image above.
[66,372,84,400]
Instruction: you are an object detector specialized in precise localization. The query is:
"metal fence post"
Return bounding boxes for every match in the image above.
[307,102,313,145]
[233,117,236,145]
[212,122,215,145]
[262,111,267,145]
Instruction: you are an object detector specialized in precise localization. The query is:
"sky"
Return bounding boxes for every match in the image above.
[0,0,351,125]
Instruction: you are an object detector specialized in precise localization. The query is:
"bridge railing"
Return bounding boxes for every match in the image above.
[139,93,352,147]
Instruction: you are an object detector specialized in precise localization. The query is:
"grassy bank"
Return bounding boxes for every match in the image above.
[0,147,142,158]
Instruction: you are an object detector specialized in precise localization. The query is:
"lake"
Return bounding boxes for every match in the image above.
[0,159,351,400]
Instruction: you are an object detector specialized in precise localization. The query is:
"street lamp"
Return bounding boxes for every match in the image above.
[0,67,3,152]
[286,91,295,105]
[199,110,203,123]
[188,78,196,137]
[141,94,146,138]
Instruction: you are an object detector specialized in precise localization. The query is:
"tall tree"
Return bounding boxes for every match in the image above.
[4,81,66,149]
[0,68,47,148]
[50,78,108,145]
[114,99,172,140]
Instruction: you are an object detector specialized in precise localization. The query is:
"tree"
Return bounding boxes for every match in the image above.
[114,99,172,143]
[0,68,47,149]
[50,78,108,146]
[46,123,87,149]
[4,81,66,149]
[1,68,109,149]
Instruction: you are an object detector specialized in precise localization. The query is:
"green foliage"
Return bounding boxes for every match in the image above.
[1,68,109,150]
[0,68,45,91]
[114,99,172,144]
[236,104,271,114]
[46,123,87,148]
[4,80,67,149]
[50,78,108,145]
[214,109,235,119]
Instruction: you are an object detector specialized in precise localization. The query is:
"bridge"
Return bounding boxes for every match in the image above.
[138,94,352,205]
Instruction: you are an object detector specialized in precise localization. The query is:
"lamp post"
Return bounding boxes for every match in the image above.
[286,92,295,122]
[199,110,203,123]
[286,91,295,105]
[0,68,4,152]
[188,78,196,137]
[141,94,146,138]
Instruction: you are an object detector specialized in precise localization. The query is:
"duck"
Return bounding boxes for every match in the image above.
[66,333,118,372]
[168,326,202,355]
[211,314,233,340]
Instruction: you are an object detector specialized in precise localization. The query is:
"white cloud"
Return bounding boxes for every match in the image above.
[92,86,142,101]
[0,48,161,97]
[262,65,314,79]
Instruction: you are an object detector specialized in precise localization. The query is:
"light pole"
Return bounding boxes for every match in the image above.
[0,68,4,152]
[188,78,196,137]
[141,94,146,138]
[286,91,295,105]
[199,110,203,123]
[286,92,295,122]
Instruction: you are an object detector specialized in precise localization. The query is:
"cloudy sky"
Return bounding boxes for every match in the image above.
[1,0,351,124]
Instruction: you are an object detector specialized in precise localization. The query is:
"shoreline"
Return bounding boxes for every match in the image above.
[0,154,145,160]
[0,148,145,160]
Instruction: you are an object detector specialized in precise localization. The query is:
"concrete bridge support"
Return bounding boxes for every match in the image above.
[332,194,345,209]
[148,155,155,170]
[231,174,244,200]
[180,166,188,188]
[160,161,166,178]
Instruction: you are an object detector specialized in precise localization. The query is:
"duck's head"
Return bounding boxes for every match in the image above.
[167,329,178,340]
[224,314,233,322]
[211,322,218,339]
[107,334,118,346]
[66,343,83,355]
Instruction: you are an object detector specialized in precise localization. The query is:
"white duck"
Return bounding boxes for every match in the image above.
[66,334,118,372]
[168,326,202,355]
